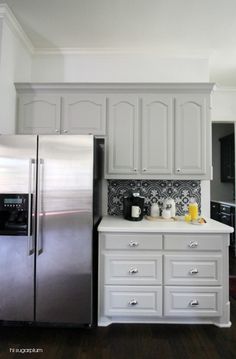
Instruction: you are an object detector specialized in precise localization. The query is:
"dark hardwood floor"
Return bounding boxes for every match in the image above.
[0,300,236,359]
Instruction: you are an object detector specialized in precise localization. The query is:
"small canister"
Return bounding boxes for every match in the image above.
[150,203,160,217]
[162,207,172,219]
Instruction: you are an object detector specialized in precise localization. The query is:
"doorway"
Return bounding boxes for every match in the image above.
[211,122,236,298]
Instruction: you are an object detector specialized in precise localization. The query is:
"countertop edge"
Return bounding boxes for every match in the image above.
[98,216,234,234]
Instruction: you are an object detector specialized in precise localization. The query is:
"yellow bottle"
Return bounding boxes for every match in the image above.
[188,201,198,221]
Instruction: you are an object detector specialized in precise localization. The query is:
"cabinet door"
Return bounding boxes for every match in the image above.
[62,95,106,135]
[220,134,235,183]
[107,95,139,175]
[175,95,208,175]
[18,95,61,134]
[142,95,173,174]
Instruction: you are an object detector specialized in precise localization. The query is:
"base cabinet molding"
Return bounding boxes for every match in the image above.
[98,231,230,327]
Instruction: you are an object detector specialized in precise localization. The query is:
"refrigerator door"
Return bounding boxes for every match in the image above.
[0,135,37,321]
[36,135,94,324]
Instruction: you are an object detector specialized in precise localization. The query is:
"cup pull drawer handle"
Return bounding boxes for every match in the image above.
[128,299,138,306]
[129,268,138,274]
[189,268,199,275]
[129,241,139,247]
[189,299,199,307]
[188,241,198,248]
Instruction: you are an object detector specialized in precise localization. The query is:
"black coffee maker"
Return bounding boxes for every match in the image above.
[123,192,144,221]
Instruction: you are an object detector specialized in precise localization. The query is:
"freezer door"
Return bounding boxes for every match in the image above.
[36,135,93,324]
[0,135,37,321]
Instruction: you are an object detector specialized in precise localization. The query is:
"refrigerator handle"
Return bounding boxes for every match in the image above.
[37,158,44,256]
[28,158,35,256]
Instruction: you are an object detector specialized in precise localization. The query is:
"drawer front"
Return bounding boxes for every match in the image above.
[164,234,223,251]
[104,254,162,285]
[220,204,231,214]
[102,233,162,251]
[164,255,222,285]
[164,287,222,317]
[104,286,162,317]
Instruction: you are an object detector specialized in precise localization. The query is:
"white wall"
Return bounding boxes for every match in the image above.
[32,53,209,83]
[0,18,32,134]
[212,88,236,122]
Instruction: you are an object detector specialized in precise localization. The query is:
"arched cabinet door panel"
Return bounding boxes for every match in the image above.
[18,95,61,135]
[175,95,209,176]
[142,95,173,174]
[107,95,139,175]
[62,95,106,135]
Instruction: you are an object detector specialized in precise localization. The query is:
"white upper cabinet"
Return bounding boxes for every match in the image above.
[16,85,107,135]
[18,95,61,135]
[15,83,213,179]
[142,95,173,175]
[62,95,106,135]
[107,95,139,175]
[175,95,209,176]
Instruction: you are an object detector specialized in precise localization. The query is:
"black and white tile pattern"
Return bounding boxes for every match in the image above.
[108,180,201,216]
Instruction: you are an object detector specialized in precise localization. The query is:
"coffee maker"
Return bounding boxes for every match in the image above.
[123,192,144,221]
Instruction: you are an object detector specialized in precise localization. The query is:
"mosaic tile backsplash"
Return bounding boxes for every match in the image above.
[108,180,201,216]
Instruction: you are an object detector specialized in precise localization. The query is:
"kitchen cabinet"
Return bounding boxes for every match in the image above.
[18,95,61,134]
[211,201,235,255]
[16,85,106,135]
[106,95,139,175]
[62,95,106,135]
[141,95,173,174]
[175,95,208,175]
[98,217,232,327]
[105,84,213,179]
[16,83,213,178]
[220,133,235,183]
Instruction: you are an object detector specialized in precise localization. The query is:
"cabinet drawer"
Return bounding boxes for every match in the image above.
[164,234,223,251]
[164,255,222,285]
[104,254,162,285]
[220,204,231,214]
[102,233,162,250]
[104,286,162,317]
[164,287,222,317]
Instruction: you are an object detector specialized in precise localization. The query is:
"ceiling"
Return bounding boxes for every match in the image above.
[1,0,236,55]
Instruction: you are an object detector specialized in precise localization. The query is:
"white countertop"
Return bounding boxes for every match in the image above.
[98,216,234,234]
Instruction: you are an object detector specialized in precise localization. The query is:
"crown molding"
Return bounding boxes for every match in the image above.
[213,85,236,92]
[0,3,34,54]
[33,47,213,57]
[15,82,215,94]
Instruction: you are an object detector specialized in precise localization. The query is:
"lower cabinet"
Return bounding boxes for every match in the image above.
[98,232,230,327]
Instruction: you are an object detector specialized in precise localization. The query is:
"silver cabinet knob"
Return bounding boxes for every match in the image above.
[55,129,59,133]
[143,168,147,172]
[128,241,139,247]
[133,168,137,172]
[62,130,68,133]
[189,299,199,307]
[128,268,138,274]
[128,299,138,306]
[188,241,198,248]
[176,168,181,173]
[189,268,199,275]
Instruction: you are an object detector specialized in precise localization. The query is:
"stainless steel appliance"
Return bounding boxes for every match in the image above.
[0,135,101,325]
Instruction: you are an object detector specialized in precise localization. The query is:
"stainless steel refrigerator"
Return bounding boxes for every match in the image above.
[0,135,100,325]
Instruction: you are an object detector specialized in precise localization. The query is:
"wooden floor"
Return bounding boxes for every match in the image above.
[0,299,236,359]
